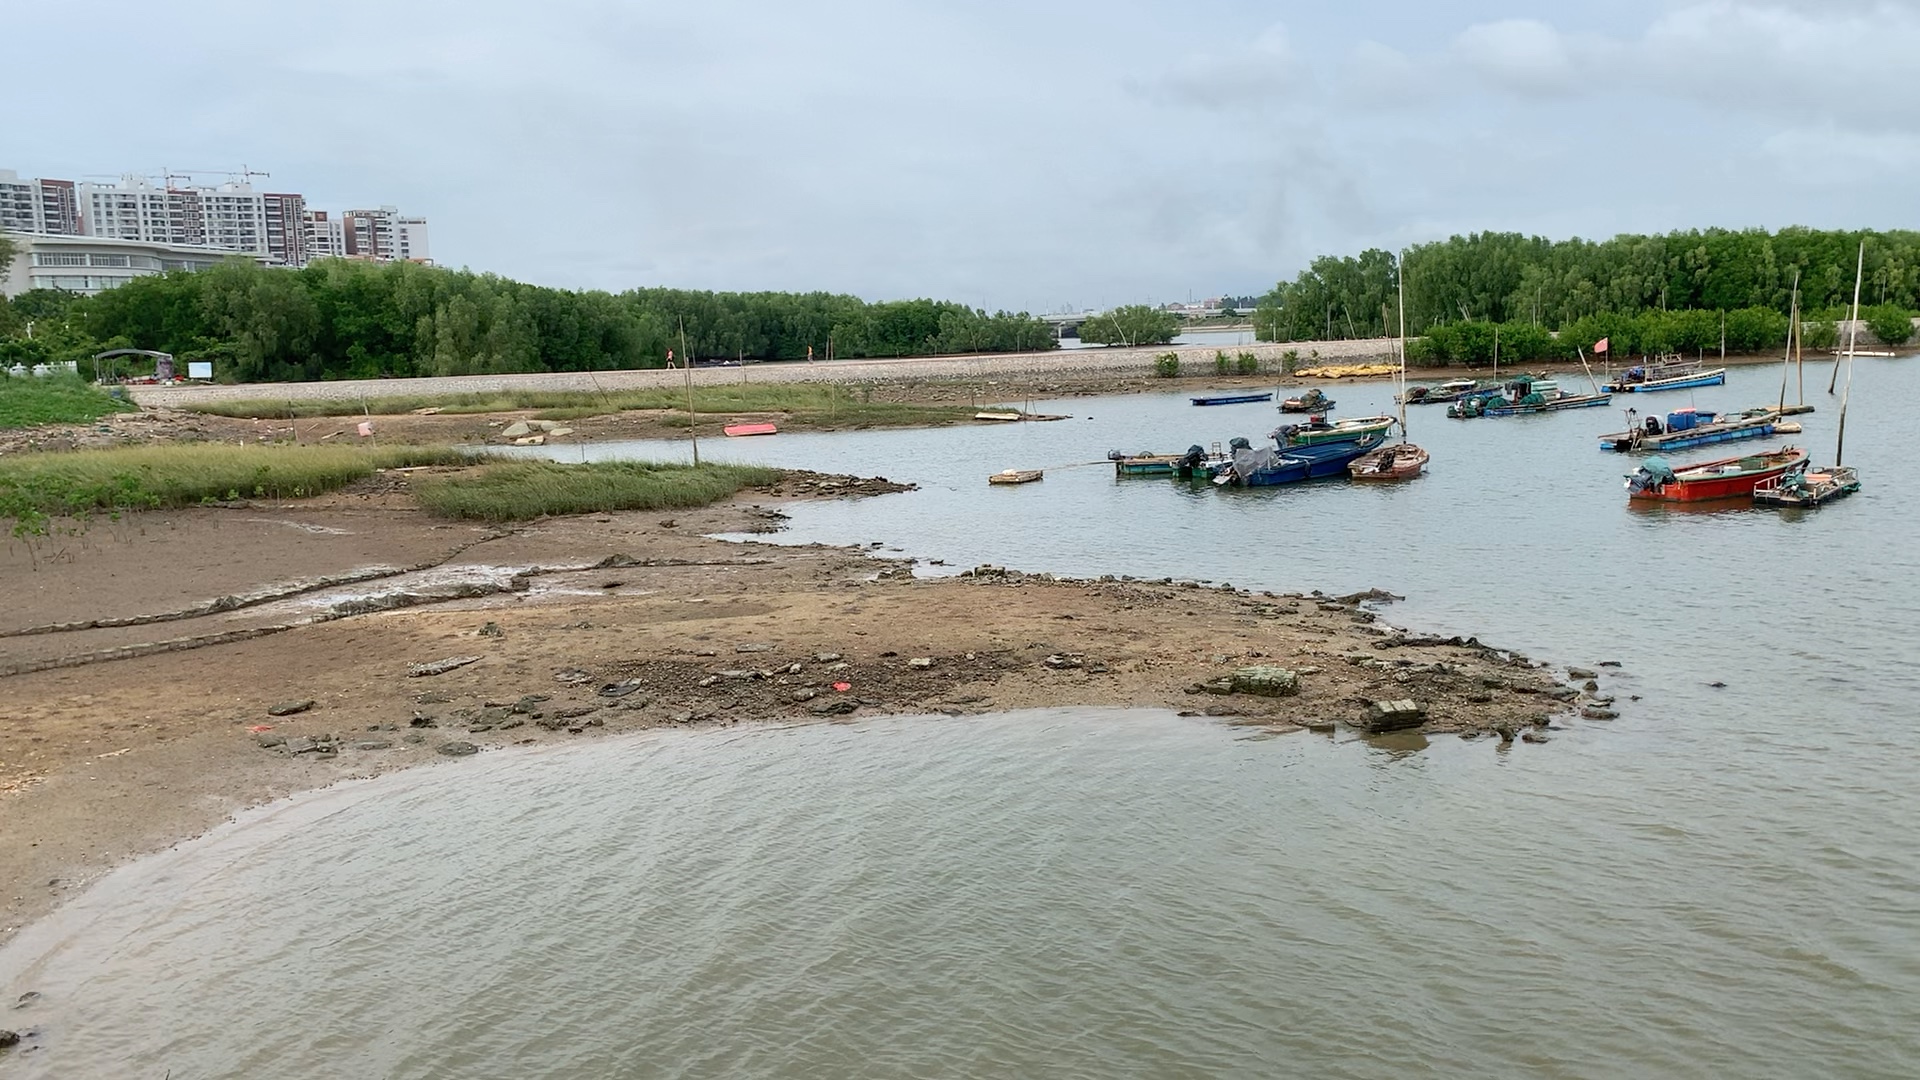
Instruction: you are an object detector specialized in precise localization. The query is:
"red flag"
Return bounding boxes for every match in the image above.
[1594,337,1609,354]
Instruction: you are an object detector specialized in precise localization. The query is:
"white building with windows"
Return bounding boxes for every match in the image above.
[0,233,264,297]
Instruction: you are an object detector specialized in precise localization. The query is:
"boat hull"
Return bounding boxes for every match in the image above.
[1280,417,1395,445]
[1488,393,1611,416]
[1607,370,1728,393]
[1226,439,1379,487]
[1113,455,1182,477]
[1599,420,1776,453]
[1754,465,1860,508]
[722,422,778,437]
[1191,393,1274,406]
[1348,444,1429,481]
[1627,447,1808,502]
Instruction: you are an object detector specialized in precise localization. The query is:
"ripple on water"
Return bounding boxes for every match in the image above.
[3,711,1917,1080]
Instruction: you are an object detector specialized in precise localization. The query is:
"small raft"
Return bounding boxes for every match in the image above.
[722,422,778,437]
[988,469,1044,485]
[1190,392,1274,406]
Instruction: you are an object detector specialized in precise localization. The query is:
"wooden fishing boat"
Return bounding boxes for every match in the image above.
[1597,407,1777,453]
[1625,446,1807,502]
[1481,378,1611,415]
[1605,355,1727,393]
[1756,243,1867,510]
[1753,465,1860,507]
[722,422,778,437]
[1190,391,1274,406]
[1276,414,1395,446]
[1348,442,1428,480]
[974,411,1023,421]
[1278,388,1335,413]
[1400,379,1493,405]
[1109,451,1184,477]
[988,469,1044,485]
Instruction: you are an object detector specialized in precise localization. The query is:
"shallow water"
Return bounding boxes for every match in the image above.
[6,358,1919,1078]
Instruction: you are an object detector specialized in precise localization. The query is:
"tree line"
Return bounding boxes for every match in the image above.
[1254,227,1920,363]
[0,254,1060,381]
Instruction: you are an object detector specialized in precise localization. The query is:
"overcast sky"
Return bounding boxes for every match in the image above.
[10,1,1915,311]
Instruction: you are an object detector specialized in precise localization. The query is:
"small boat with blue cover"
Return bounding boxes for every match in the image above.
[1190,391,1274,406]
[1598,407,1779,453]
[1214,434,1383,487]
[1605,354,1727,393]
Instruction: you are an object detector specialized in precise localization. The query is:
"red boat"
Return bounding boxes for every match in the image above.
[1625,446,1807,502]
[722,422,778,437]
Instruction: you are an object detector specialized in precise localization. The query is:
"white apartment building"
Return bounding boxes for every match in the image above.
[0,233,264,297]
[5,167,430,286]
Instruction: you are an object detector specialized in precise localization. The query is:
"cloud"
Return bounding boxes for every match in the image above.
[1450,19,1583,95]
[1135,24,1310,114]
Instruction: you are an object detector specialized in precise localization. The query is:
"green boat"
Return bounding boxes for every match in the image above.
[1275,414,1396,447]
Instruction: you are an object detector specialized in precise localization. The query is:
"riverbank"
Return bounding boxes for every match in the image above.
[2,340,1838,454]
[0,474,1596,945]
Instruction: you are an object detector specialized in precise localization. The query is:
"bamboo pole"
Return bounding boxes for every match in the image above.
[680,321,699,466]
[1836,242,1864,463]
[1831,243,1862,396]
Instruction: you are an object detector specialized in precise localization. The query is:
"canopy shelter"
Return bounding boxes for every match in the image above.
[92,348,175,383]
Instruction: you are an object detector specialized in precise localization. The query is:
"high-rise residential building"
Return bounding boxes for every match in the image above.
[5,166,429,282]
[262,192,306,267]
[303,210,346,260]
[0,171,82,234]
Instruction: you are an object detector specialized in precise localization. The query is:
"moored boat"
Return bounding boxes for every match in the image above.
[1276,414,1395,446]
[1401,379,1494,405]
[1605,354,1727,393]
[722,422,778,437]
[1483,377,1611,415]
[1598,407,1777,453]
[1278,388,1335,413]
[1753,464,1860,507]
[1625,446,1807,502]
[1191,391,1274,406]
[1109,451,1184,477]
[1215,434,1383,487]
[1348,442,1429,480]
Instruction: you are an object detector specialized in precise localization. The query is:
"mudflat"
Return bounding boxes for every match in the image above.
[0,476,1576,945]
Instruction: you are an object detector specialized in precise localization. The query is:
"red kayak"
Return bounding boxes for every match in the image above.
[722,423,778,437]
[1626,445,1806,502]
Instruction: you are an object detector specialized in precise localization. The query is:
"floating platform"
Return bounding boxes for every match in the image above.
[988,469,1044,485]
[1754,465,1860,508]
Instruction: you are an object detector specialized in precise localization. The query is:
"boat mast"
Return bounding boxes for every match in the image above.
[1777,271,1798,417]
[1397,251,1409,441]
[1836,242,1863,465]
[1831,241,1863,395]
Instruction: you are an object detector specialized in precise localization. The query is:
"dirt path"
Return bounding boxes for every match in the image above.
[0,479,1602,944]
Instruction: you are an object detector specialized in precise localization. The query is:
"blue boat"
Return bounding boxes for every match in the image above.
[1597,407,1780,453]
[1190,392,1275,406]
[1215,435,1383,487]
[1604,355,1727,393]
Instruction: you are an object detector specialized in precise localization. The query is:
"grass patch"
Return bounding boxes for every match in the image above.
[190,384,978,427]
[411,460,785,522]
[0,375,138,430]
[0,443,470,537]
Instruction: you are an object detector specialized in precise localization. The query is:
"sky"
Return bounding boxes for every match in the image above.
[9,1,1917,311]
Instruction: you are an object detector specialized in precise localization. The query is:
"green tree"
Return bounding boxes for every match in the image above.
[1863,304,1916,346]
[1080,304,1180,346]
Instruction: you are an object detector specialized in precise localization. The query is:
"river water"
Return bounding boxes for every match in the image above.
[5,359,1918,1078]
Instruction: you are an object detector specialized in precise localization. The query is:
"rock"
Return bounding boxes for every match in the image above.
[0,1029,17,1048]
[14,991,39,1009]
[354,740,394,751]
[500,421,532,438]
[598,679,644,698]
[479,621,505,638]
[1598,660,1623,668]
[1520,729,1550,744]
[814,652,842,663]
[554,668,593,684]
[436,740,479,757]
[409,711,437,728]
[908,657,934,669]
[1567,666,1598,680]
[1580,706,1618,720]
[1228,666,1300,698]
[403,733,425,745]
[1708,681,1727,689]
[1360,699,1427,733]
[1494,724,1516,744]
[512,695,550,714]
[1583,680,1600,693]
[811,699,860,716]
[1043,654,1083,670]
[267,699,315,717]
[736,643,775,653]
[255,733,286,748]
[408,655,481,678]
[1588,695,1615,706]
[1467,693,1493,704]
[791,688,819,703]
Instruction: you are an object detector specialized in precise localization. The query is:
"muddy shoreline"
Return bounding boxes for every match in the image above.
[0,475,1619,947]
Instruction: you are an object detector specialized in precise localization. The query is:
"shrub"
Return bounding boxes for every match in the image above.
[1214,350,1231,375]
[1864,304,1916,346]
[1281,349,1300,374]
[1152,353,1181,378]
[1235,351,1260,375]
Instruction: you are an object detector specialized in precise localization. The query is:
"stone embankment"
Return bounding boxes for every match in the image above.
[125,339,1400,409]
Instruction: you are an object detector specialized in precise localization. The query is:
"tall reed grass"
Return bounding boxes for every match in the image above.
[410,460,784,522]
